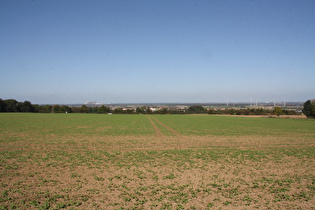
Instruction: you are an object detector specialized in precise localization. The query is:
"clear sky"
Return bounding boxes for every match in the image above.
[1,0,314,104]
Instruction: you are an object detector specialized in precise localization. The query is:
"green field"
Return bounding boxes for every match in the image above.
[0,113,315,209]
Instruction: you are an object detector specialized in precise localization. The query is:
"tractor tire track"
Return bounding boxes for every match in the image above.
[150,116,183,138]
[146,116,164,137]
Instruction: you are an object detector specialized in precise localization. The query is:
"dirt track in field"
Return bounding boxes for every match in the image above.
[150,116,183,137]
[147,115,183,138]
[146,116,163,137]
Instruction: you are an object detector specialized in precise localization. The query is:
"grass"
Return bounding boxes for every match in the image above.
[0,113,155,137]
[152,114,315,136]
[0,113,315,209]
[1,113,314,138]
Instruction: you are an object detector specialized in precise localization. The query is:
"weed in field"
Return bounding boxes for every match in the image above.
[163,173,176,180]
[94,175,104,181]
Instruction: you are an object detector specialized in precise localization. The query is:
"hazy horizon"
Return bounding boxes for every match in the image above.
[8,100,304,106]
[1,0,314,104]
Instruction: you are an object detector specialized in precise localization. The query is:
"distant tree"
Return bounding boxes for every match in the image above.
[160,108,168,114]
[0,99,7,112]
[282,109,298,115]
[126,109,135,114]
[236,110,242,115]
[302,100,315,118]
[47,105,53,113]
[273,107,283,116]
[136,106,149,114]
[18,101,34,112]
[33,104,39,113]
[97,105,111,114]
[80,105,88,113]
[226,108,236,115]
[53,105,61,113]
[4,99,18,112]
[71,106,80,113]
[88,107,98,113]
[17,102,23,112]
[207,109,216,114]
[113,108,124,114]
[39,105,52,113]
[136,107,144,114]
[243,109,250,115]
[187,105,206,114]
[61,105,72,113]
[255,108,268,115]
[145,107,152,114]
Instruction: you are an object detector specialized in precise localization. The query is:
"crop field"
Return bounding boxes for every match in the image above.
[0,113,315,209]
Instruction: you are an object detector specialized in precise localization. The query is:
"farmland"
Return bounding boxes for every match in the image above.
[0,113,315,209]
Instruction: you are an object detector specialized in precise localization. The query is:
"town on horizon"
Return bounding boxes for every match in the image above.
[53,100,304,108]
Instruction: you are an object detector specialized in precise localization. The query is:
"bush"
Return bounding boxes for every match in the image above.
[302,100,315,118]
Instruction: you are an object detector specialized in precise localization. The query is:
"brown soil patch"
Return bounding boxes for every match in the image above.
[1,126,315,209]
[1,144,314,209]
[1,133,315,152]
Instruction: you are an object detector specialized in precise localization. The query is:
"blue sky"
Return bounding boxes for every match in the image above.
[1,0,314,104]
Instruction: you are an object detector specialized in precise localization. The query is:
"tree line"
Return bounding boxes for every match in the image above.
[1,98,314,117]
[0,99,109,114]
[0,99,36,112]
